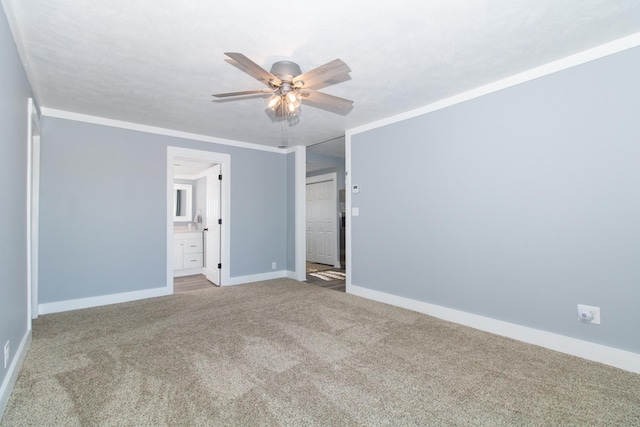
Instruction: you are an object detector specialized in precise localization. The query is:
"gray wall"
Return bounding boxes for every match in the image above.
[351,46,640,353]
[0,6,32,393]
[307,151,346,192]
[39,117,290,303]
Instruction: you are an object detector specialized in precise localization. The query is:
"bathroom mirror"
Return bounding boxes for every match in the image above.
[173,184,192,222]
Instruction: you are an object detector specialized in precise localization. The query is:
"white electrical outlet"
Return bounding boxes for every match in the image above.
[4,341,9,369]
[577,304,601,324]
[272,262,276,270]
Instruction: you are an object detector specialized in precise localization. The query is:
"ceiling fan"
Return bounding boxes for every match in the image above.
[212,53,354,118]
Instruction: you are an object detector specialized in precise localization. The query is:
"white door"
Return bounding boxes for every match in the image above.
[204,165,221,285]
[306,178,338,266]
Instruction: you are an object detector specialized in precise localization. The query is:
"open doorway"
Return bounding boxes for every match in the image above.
[166,147,230,292]
[305,137,346,292]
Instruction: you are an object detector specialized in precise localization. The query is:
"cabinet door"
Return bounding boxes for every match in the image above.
[183,238,203,254]
[174,241,184,270]
[183,253,203,269]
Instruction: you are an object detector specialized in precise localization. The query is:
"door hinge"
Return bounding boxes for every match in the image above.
[218,218,222,225]
[217,263,222,269]
[218,174,222,180]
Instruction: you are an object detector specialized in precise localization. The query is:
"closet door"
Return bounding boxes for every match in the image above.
[306,179,337,266]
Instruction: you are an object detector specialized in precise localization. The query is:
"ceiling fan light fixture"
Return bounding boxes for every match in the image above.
[285,91,301,106]
[286,100,298,113]
[265,93,281,110]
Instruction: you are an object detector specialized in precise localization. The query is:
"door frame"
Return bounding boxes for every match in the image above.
[203,164,221,285]
[27,98,40,324]
[167,147,230,290]
[306,172,340,268]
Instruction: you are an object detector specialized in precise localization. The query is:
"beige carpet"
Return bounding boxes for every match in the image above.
[2,279,639,426]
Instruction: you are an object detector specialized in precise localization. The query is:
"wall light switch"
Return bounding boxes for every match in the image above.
[352,207,359,216]
[352,184,360,194]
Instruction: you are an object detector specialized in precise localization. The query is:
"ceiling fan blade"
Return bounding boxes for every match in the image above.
[301,89,354,115]
[294,59,351,89]
[224,52,282,87]
[212,89,273,98]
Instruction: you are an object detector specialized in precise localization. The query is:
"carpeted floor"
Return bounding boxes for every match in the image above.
[2,278,639,426]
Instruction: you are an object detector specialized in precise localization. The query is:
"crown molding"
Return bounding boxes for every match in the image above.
[40,107,285,154]
[348,32,640,137]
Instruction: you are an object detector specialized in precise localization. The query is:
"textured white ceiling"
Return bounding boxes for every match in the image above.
[7,0,640,151]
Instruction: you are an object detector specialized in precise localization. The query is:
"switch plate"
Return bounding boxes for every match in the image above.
[352,207,359,216]
[352,184,360,193]
[577,304,601,324]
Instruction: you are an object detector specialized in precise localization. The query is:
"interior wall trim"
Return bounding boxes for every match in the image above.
[38,287,171,315]
[294,146,307,281]
[348,284,640,374]
[0,331,30,419]
[226,270,288,286]
[40,107,284,154]
[346,32,640,138]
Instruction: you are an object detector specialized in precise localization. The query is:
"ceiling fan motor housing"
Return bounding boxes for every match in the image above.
[270,61,302,83]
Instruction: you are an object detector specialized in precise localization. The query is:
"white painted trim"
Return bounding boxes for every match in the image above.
[306,172,340,268]
[41,108,284,154]
[226,270,288,286]
[286,270,298,280]
[347,32,640,137]
[345,134,353,290]
[167,147,231,290]
[174,168,209,181]
[294,146,307,281]
[26,99,33,327]
[38,287,171,315]
[26,98,40,325]
[0,329,30,419]
[349,284,640,374]
[173,268,204,278]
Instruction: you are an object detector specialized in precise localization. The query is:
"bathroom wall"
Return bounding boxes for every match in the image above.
[193,176,206,229]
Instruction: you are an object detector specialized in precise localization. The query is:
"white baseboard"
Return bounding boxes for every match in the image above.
[173,268,204,278]
[226,270,288,286]
[0,329,31,419]
[286,270,303,280]
[38,287,172,315]
[348,284,640,374]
